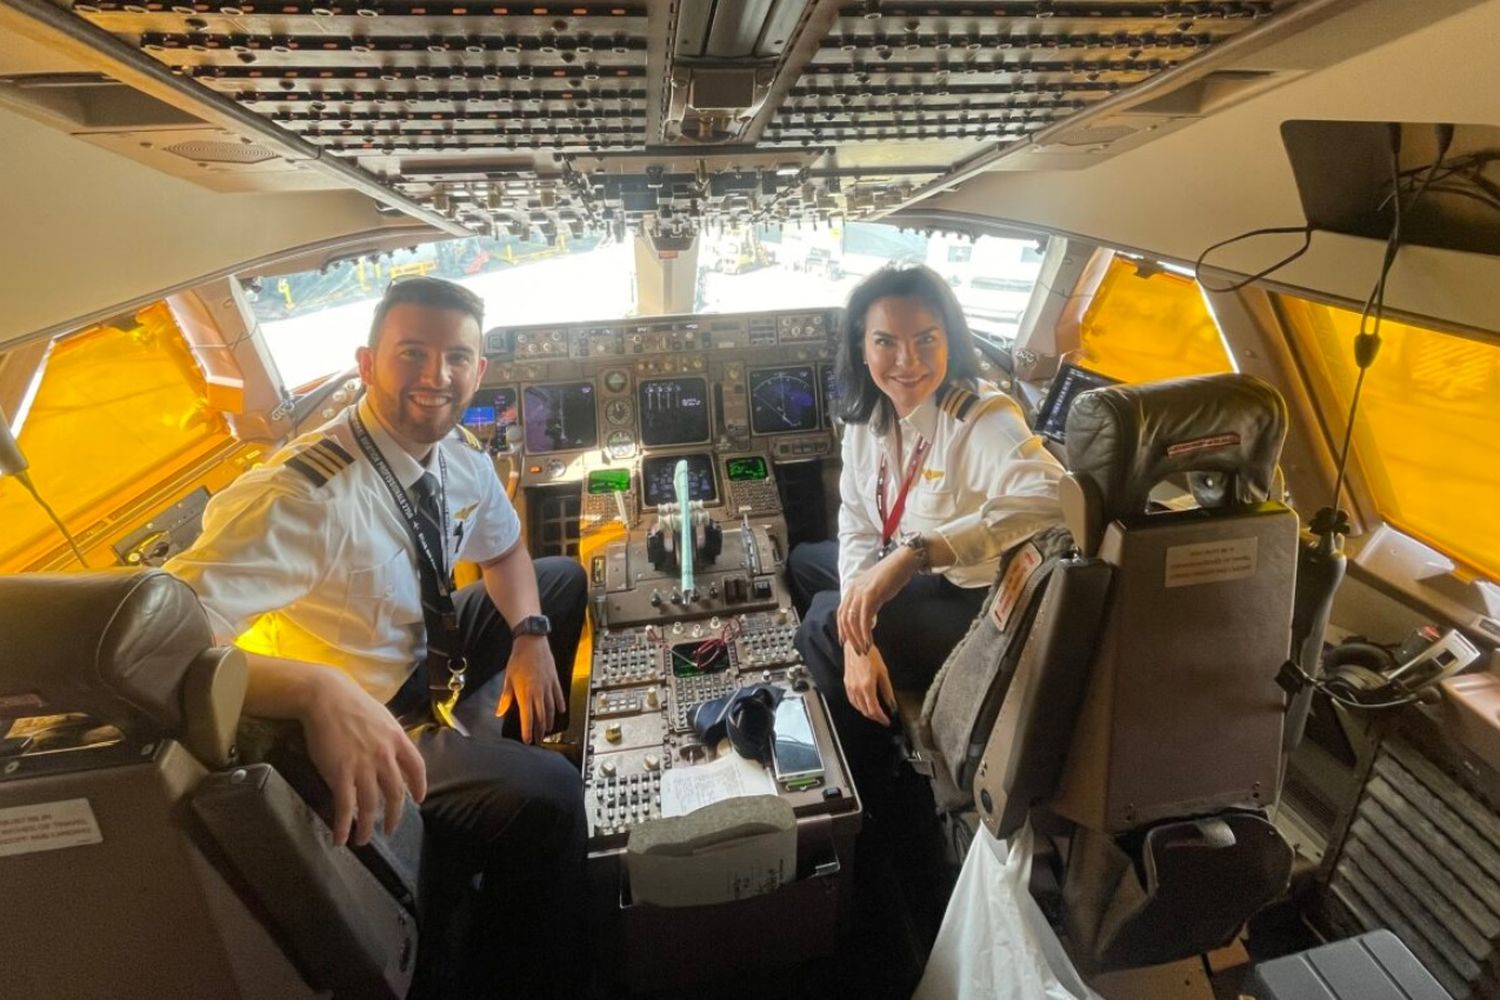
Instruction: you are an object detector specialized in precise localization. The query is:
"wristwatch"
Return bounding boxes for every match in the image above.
[898,531,931,574]
[510,614,552,638]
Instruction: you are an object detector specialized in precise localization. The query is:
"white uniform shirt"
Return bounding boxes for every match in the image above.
[166,397,521,702]
[838,383,1064,590]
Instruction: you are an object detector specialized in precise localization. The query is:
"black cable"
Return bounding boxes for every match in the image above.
[14,471,89,569]
[1283,657,1428,712]
[1193,224,1316,293]
[1323,125,1454,520]
[1326,132,1404,514]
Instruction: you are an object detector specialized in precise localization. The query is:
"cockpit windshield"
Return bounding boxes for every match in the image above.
[252,234,637,389]
[253,222,1046,388]
[695,223,1046,343]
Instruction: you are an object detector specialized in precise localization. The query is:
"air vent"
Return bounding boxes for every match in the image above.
[1325,737,1500,999]
[1049,124,1140,148]
[164,138,278,165]
[0,72,198,130]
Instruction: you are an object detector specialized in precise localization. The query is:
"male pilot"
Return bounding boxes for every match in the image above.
[167,276,587,996]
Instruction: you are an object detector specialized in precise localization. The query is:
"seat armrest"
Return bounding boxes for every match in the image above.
[193,763,421,999]
[181,646,248,769]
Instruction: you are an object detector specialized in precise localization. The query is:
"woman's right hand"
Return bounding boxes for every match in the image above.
[843,642,896,726]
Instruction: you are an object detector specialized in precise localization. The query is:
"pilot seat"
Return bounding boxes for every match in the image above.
[0,570,422,999]
[913,373,1298,972]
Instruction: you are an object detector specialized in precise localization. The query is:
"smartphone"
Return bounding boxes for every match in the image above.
[771,695,824,784]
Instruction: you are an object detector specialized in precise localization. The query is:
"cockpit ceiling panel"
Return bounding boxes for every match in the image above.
[47,0,1305,236]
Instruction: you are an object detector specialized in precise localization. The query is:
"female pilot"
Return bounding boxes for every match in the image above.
[789,265,1064,784]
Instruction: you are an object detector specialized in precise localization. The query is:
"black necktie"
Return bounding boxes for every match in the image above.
[411,472,447,579]
[411,472,466,732]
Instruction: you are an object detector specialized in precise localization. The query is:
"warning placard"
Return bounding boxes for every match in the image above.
[1165,537,1259,589]
[990,542,1043,633]
[0,798,103,858]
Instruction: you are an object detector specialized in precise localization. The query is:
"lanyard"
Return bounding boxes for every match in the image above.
[350,408,468,733]
[876,435,929,548]
[349,408,451,592]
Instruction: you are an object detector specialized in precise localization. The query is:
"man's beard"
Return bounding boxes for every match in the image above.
[368,384,472,446]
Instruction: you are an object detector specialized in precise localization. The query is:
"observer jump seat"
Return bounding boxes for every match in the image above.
[925,373,1299,971]
[0,569,421,1000]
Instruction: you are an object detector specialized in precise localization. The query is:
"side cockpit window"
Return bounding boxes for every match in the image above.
[0,303,237,572]
[1075,256,1235,383]
[1278,295,1500,583]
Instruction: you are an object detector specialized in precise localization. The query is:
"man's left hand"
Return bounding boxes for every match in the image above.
[498,636,564,743]
[838,545,920,656]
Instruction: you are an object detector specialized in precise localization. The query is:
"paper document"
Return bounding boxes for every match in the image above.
[659,752,777,817]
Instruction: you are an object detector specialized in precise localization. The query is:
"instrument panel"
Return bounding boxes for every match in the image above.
[468,308,843,488]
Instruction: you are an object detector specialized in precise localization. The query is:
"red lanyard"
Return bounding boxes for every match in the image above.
[876,436,929,548]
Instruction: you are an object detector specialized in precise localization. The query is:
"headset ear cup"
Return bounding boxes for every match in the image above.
[1319,639,1399,703]
[1327,663,1389,694]
[1322,640,1398,674]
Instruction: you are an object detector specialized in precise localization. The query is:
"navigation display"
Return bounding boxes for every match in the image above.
[1034,363,1119,443]
[641,453,717,507]
[587,468,632,495]
[749,365,819,435]
[522,382,598,453]
[725,456,769,482]
[638,376,710,447]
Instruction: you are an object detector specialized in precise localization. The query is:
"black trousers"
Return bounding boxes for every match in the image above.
[788,542,987,797]
[393,556,590,998]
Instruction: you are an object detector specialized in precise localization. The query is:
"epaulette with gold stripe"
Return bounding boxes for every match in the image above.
[456,425,485,452]
[936,384,982,421]
[284,437,355,488]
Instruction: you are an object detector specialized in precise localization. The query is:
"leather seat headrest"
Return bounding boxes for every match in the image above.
[1064,374,1287,525]
[0,569,214,730]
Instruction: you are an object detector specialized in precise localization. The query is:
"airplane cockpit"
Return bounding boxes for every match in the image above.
[3,0,1500,998]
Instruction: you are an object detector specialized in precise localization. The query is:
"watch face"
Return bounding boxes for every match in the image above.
[514,615,552,637]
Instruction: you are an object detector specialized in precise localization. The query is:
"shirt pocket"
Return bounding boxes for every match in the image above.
[907,487,958,528]
[339,547,406,647]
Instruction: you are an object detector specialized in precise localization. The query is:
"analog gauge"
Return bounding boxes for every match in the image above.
[603,369,629,393]
[606,430,636,460]
[606,398,633,426]
[545,458,567,479]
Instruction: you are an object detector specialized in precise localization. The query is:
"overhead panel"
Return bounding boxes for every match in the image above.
[34,0,1306,238]
[766,1,1284,149]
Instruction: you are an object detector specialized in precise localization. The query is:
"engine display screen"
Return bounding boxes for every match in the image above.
[587,468,632,495]
[725,456,769,482]
[522,382,597,454]
[638,376,710,447]
[820,364,842,426]
[641,453,717,507]
[749,365,819,435]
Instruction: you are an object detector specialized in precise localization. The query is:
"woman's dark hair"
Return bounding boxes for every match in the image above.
[833,264,982,433]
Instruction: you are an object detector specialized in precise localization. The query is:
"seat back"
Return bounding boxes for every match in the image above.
[918,524,1088,811]
[0,570,419,999]
[974,374,1297,970]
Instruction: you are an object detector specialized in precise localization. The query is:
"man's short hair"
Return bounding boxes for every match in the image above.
[367,276,485,348]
